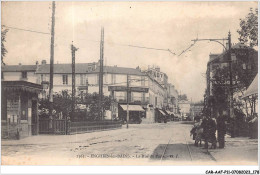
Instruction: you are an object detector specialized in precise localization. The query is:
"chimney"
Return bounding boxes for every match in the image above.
[41,60,47,65]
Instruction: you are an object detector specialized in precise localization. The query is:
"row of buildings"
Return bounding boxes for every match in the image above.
[2,60,180,124]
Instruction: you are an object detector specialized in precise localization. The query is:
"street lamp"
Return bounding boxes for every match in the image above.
[192,32,235,138]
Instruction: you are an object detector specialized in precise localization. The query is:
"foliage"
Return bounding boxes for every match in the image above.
[237,8,258,47]
[39,91,114,121]
[210,46,258,116]
[178,94,188,101]
[1,27,8,65]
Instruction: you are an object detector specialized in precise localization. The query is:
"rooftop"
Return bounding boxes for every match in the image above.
[1,65,37,72]
[2,81,42,94]
[2,63,145,76]
[208,43,255,64]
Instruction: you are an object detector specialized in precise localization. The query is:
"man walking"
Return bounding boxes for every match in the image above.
[217,110,226,148]
[201,115,210,149]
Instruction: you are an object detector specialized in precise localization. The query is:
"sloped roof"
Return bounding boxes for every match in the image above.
[209,43,254,64]
[36,63,96,74]
[36,63,145,76]
[2,63,146,76]
[1,65,37,72]
[2,81,42,93]
[243,74,258,98]
[100,66,145,76]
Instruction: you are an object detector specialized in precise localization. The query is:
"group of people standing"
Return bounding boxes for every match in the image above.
[191,111,227,149]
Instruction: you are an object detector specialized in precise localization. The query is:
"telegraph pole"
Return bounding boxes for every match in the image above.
[49,1,55,127]
[126,74,129,129]
[99,27,104,120]
[71,43,78,120]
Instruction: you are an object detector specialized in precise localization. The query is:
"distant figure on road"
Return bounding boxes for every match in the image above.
[217,111,226,148]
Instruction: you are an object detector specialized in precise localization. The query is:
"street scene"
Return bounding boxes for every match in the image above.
[1,1,258,167]
[1,122,258,165]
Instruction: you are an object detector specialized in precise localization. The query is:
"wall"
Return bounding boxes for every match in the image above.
[3,71,38,84]
[179,102,191,114]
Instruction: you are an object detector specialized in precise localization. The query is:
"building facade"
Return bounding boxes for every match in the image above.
[2,61,179,123]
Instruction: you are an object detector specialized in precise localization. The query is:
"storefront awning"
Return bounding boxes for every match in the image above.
[243,74,258,98]
[166,110,174,115]
[158,109,166,116]
[120,105,144,111]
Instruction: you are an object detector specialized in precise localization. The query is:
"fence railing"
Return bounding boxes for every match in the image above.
[69,120,122,134]
[39,118,122,135]
[39,119,67,135]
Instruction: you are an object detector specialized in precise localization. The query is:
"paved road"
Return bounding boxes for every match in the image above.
[0,122,230,165]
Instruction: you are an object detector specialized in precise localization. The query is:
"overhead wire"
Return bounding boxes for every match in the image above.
[1,25,50,35]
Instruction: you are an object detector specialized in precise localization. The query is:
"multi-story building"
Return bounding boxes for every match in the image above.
[190,102,204,120]
[2,60,172,123]
[178,100,191,117]
[166,83,178,114]
[205,43,258,117]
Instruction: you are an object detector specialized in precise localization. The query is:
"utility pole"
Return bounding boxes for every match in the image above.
[86,79,89,94]
[228,32,235,138]
[71,43,78,120]
[99,27,104,120]
[49,1,55,128]
[126,74,129,129]
[191,32,235,137]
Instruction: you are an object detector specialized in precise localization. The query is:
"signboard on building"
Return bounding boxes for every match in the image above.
[108,86,148,93]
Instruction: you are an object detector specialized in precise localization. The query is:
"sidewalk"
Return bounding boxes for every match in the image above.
[209,135,258,165]
[1,126,131,146]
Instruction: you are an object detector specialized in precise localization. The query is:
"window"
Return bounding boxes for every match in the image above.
[1,72,3,80]
[62,75,68,85]
[80,74,86,85]
[22,71,27,79]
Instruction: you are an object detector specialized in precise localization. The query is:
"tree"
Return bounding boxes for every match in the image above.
[237,8,258,47]
[210,46,258,118]
[1,27,8,65]
[39,91,115,121]
[178,94,188,101]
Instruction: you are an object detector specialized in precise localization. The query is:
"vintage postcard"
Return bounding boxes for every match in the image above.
[1,1,258,171]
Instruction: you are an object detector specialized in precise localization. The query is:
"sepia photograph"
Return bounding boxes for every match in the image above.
[0,1,259,172]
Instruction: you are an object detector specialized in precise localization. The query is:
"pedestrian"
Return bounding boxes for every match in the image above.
[249,113,258,139]
[195,119,203,147]
[201,115,210,149]
[208,117,217,149]
[190,119,200,144]
[217,110,226,148]
[247,114,253,138]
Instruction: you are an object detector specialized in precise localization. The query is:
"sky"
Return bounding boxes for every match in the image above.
[1,1,258,102]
